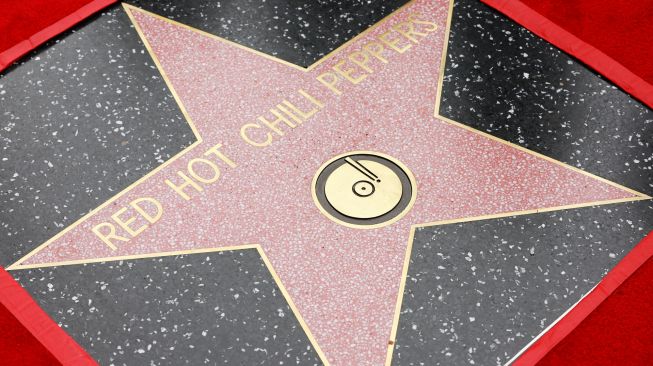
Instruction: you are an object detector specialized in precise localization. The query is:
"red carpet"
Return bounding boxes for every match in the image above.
[0,268,97,365]
[513,231,653,365]
[482,0,653,110]
[0,0,116,72]
[0,302,61,365]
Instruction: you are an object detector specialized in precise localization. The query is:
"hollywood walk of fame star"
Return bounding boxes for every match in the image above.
[8,0,649,364]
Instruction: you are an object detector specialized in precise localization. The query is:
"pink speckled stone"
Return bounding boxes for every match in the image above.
[23,1,637,364]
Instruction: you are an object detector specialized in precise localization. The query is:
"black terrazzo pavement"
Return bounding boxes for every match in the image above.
[126,0,411,68]
[4,0,653,364]
[12,249,322,365]
[438,0,653,196]
[393,2,653,363]
[393,199,653,365]
[0,6,196,267]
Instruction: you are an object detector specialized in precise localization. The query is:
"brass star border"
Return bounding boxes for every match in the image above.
[6,1,651,366]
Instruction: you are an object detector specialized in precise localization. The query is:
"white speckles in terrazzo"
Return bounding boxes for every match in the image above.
[18,0,641,364]
[0,6,196,266]
[394,200,653,365]
[439,0,653,197]
[13,250,322,365]
[127,0,412,68]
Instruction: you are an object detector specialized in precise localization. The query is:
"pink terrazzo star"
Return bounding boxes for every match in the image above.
[12,0,644,364]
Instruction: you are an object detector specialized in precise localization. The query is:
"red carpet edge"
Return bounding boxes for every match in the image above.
[511,230,653,365]
[0,0,116,72]
[481,0,653,110]
[0,268,97,365]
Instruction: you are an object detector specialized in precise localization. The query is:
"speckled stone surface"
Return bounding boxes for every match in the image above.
[12,249,321,365]
[3,0,651,364]
[127,0,411,68]
[438,0,653,196]
[15,1,643,364]
[0,5,196,267]
[392,200,653,365]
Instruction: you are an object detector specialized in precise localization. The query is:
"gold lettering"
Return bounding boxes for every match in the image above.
[332,60,367,84]
[316,72,342,95]
[91,222,127,250]
[363,42,389,63]
[111,207,147,237]
[298,89,325,109]
[130,197,163,224]
[92,197,163,250]
[204,143,237,168]
[165,171,203,200]
[379,29,411,53]
[392,21,429,43]
[258,108,296,136]
[241,123,273,147]
[409,13,438,32]
[276,103,304,124]
[280,90,323,121]
[348,51,373,73]
[187,158,221,184]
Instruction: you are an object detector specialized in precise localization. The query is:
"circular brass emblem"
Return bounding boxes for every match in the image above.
[312,151,416,228]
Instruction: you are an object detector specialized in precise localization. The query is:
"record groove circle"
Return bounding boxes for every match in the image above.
[312,151,417,228]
